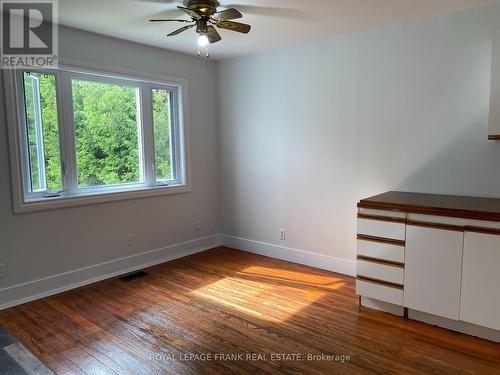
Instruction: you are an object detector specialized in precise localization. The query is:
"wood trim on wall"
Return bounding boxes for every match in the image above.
[356,275,404,289]
[406,220,464,232]
[356,234,405,246]
[488,134,500,140]
[357,213,406,224]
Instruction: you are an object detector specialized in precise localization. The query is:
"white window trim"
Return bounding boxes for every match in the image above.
[3,59,191,214]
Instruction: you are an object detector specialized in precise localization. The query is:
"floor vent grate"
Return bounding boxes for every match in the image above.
[119,271,149,282]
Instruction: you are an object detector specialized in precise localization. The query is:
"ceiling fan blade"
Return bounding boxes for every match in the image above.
[206,26,222,44]
[177,5,201,20]
[150,19,191,22]
[212,8,242,21]
[167,24,195,37]
[216,21,251,34]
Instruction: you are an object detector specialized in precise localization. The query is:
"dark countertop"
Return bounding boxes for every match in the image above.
[358,191,500,222]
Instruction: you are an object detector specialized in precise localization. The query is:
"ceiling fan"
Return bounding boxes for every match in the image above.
[150,0,251,48]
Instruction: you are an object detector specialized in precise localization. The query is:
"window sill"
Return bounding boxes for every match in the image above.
[14,184,191,214]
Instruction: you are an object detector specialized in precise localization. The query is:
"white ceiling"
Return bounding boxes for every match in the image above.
[59,0,500,59]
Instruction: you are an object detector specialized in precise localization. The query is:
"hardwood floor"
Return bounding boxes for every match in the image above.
[0,247,499,374]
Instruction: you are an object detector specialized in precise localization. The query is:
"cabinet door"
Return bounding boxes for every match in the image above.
[404,225,464,319]
[460,232,500,331]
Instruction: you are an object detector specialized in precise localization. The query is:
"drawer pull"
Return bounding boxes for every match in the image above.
[464,226,500,235]
[407,220,464,232]
[357,255,404,268]
[357,213,406,223]
[357,275,403,289]
[357,234,405,246]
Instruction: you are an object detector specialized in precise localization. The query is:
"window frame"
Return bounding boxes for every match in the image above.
[23,72,49,192]
[4,61,190,214]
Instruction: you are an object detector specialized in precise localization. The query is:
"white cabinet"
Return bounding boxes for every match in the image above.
[460,232,500,331]
[357,192,500,341]
[404,225,464,320]
[489,30,500,139]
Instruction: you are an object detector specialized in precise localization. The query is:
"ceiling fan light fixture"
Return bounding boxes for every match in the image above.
[197,34,210,47]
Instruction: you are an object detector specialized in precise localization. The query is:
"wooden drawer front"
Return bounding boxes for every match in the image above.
[357,239,405,263]
[356,279,403,306]
[357,218,405,241]
[357,259,404,285]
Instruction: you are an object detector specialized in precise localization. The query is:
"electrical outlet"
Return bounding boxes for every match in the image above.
[194,219,201,232]
[127,234,136,248]
[280,229,286,241]
[0,264,6,279]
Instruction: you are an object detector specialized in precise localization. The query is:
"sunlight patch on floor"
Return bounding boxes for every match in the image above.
[241,266,346,290]
[191,265,345,322]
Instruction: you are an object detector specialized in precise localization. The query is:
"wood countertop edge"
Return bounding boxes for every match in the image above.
[357,201,500,222]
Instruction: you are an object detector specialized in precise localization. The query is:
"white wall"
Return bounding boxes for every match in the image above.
[0,26,219,306]
[3,5,500,307]
[217,5,500,270]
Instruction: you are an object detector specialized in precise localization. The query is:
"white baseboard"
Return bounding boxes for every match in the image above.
[0,234,220,310]
[0,234,355,310]
[220,234,356,276]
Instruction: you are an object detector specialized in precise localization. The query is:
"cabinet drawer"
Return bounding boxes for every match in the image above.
[356,279,403,306]
[357,239,405,263]
[357,259,404,285]
[357,217,405,241]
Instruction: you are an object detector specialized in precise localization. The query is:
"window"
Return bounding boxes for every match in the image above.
[6,65,188,212]
[72,78,142,188]
[22,72,62,193]
[152,87,178,183]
